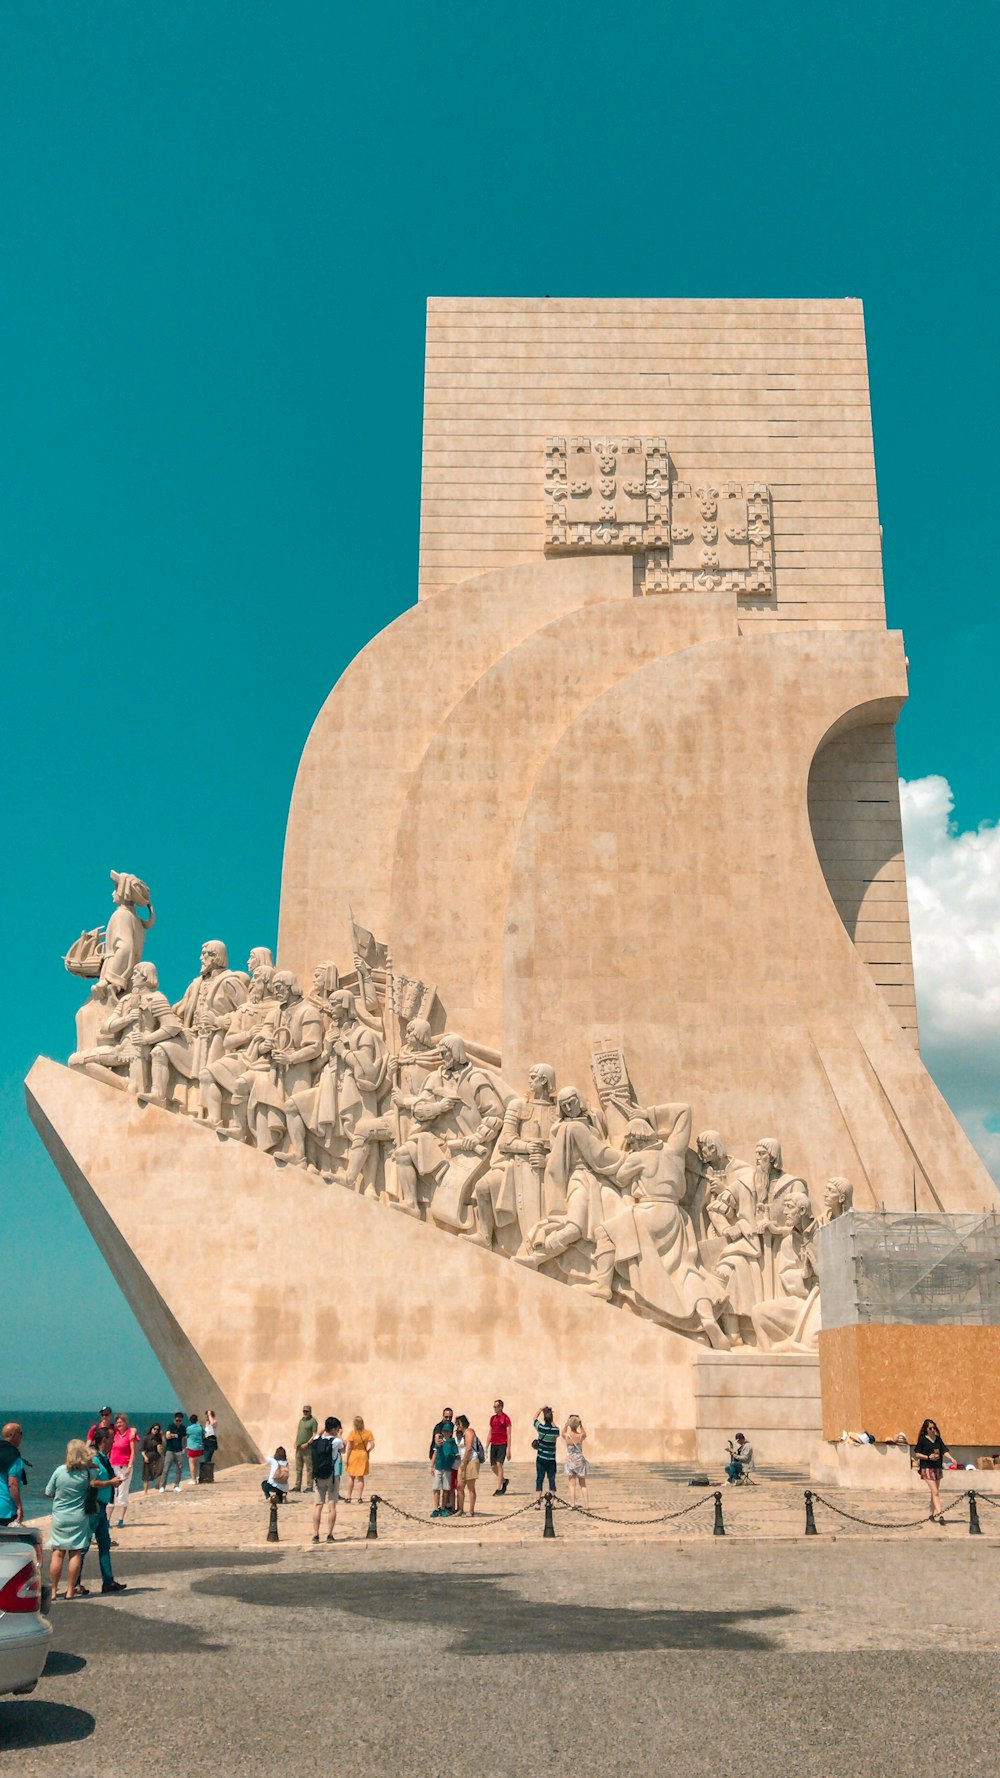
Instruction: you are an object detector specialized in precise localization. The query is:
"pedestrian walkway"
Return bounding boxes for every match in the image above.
[22,1462,1000,1550]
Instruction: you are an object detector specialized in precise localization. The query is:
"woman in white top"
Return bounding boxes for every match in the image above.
[261,1446,290,1503]
[562,1415,589,1508]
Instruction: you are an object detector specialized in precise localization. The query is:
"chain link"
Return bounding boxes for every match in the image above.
[972,1489,1000,1511]
[551,1492,720,1527]
[809,1491,939,1531]
[371,1493,541,1527]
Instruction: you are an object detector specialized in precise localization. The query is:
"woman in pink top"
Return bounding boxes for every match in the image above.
[109,1414,140,1527]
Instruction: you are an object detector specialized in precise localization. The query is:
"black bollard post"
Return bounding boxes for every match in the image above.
[366,1495,379,1541]
[713,1490,725,1536]
[968,1490,982,1535]
[266,1496,279,1543]
[543,1492,556,1538]
[804,1490,818,1535]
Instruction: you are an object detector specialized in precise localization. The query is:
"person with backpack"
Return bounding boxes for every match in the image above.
[310,1417,346,1543]
[454,1415,485,1517]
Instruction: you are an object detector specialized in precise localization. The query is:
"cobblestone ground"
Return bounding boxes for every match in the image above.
[26,1460,1000,1551]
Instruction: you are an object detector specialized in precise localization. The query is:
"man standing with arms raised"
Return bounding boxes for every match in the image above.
[488,1399,512,1495]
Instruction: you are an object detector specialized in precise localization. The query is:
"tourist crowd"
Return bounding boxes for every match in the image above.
[0,1405,220,1601]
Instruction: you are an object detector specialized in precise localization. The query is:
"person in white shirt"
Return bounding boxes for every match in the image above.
[310,1417,347,1543]
[262,1447,290,1502]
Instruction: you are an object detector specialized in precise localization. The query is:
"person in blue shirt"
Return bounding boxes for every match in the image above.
[0,1423,27,1525]
[431,1422,459,1517]
[89,1426,127,1594]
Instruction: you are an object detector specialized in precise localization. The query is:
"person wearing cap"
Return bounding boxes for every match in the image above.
[158,1412,187,1491]
[725,1433,753,1483]
[87,1406,114,1445]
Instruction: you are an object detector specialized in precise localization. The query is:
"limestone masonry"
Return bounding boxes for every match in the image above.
[27,298,999,1467]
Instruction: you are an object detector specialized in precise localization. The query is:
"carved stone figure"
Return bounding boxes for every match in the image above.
[283,989,388,1174]
[587,1111,730,1346]
[818,1175,854,1224]
[247,946,274,975]
[705,1181,763,1346]
[389,1033,504,1225]
[690,1130,757,1238]
[201,964,280,1132]
[245,971,325,1156]
[343,1017,440,1197]
[468,1062,559,1252]
[64,870,155,998]
[753,1138,808,1220]
[70,961,177,1095]
[141,941,247,1111]
[513,1086,622,1278]
[750,1188,820,1351]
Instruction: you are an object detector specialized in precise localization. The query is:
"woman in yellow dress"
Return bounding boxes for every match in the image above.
[345,1416,374,1503]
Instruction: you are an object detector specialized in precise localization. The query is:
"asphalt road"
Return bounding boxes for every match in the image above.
[2,1541,999,1776]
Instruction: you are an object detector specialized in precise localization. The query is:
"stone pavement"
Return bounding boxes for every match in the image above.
[25,1461,1000,1552]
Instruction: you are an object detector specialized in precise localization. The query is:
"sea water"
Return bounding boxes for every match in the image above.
[4,1409,176,1515]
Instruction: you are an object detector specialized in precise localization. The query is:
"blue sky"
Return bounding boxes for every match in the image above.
[3,0,998,1407]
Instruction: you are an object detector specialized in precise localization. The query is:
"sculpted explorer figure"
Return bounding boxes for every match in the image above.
[690,1131,757,1240]
[285,989,388,1176]
[513,1086,622,1279]
[247,971,325,1157]
[201,962,281,1133]
[389,1033,504,1225]
[99,872,156,997]
[344,1017,440,1197]
[588,1112,730,1347]
[468,1062,559,1252]
[705,1181,763,1345]
[753,1138,808,1221]
[750,1188,820,1351]
[71,961,178,1095]
[142,941,247,1111]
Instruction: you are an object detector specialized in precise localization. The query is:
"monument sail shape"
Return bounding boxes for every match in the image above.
[27,298,998,1467]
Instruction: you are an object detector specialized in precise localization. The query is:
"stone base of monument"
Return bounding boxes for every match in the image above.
[30,1055,791,1467]
[694,1350,822,1472]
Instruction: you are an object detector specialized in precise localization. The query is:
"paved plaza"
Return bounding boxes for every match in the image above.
[3,1533,1000,1777]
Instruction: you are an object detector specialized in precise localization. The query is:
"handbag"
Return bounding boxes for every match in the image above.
[83,1483,100,1516]
[531,1438,539,1451]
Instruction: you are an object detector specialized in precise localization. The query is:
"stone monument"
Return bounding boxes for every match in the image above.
[27,299,998,1467]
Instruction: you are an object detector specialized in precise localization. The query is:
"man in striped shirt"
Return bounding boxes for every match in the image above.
[533,1406,559,1506]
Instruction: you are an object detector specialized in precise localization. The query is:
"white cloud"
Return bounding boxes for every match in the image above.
[900,775,1000,1179]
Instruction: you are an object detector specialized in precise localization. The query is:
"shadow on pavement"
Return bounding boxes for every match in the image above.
[196,1568,795,1652]
[0,1700,95,1748]
[42,1649,86,1676]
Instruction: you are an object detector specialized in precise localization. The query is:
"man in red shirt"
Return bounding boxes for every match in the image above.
[488,1399,512,1495]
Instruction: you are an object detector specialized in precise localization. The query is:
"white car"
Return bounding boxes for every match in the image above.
[0,1525,52,1697]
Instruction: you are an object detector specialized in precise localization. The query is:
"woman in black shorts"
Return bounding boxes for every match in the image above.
[913,1417,952,1523]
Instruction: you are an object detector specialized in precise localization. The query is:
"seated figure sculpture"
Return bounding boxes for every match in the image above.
[142,941,248,1112]
[389,1033,504,1225]
[284,988,388,1176]
[468,1062,559,1253]
[71,960,178,1095]
[587,1112,730,1347]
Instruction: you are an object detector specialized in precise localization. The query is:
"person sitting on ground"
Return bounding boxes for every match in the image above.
[562,1415,589,1508]
[533,1406,559,1507]
[913,1417,953,1524]
[725,1432,754,1483]
[310,1417,346,1543]
[431,1422,459,1517]
[454,1415,484,1517]
[262,1446,290,1504]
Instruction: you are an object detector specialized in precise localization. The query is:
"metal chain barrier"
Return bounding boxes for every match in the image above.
[551,1491,721,1528]
[808,1489,946,1531]
[371,1492,541,1528]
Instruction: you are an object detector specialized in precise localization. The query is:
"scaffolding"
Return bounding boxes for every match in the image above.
[816,1211,1000,1330]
